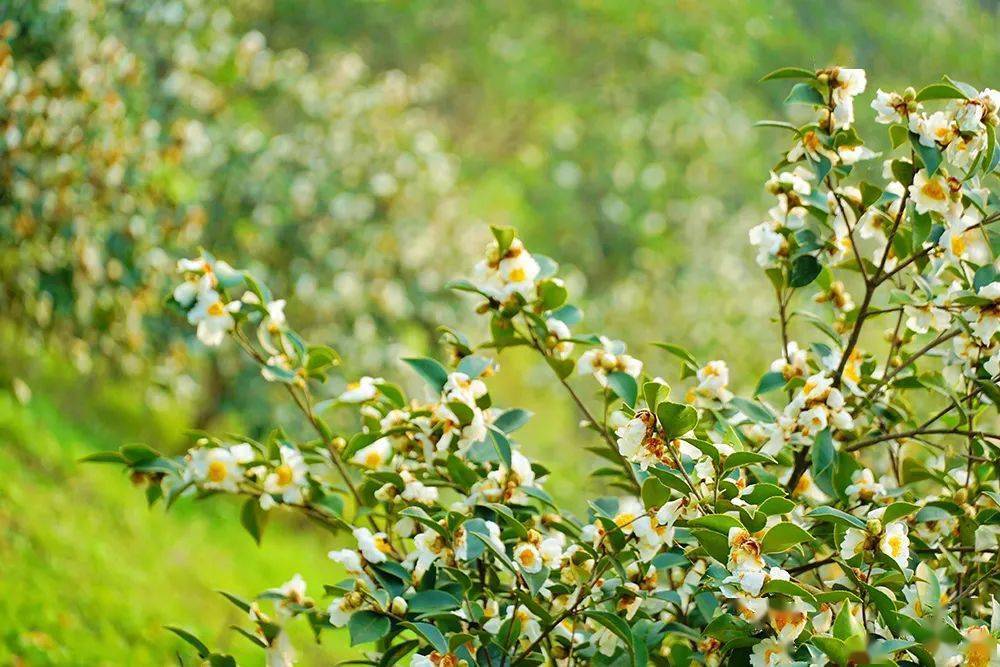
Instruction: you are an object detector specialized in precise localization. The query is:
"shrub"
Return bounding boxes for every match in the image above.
[99,67,1000,666]
[0,2,463,407]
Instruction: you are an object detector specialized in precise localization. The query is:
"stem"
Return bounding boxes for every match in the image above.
[846,428,1000,453]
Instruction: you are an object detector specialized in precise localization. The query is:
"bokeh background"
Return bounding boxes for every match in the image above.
[2,0,998,663]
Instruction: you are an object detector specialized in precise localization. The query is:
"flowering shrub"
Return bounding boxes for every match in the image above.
[0,1,463,400]
[96,66,1000,666]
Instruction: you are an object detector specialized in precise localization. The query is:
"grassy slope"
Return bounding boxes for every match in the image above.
[0,391,351,665]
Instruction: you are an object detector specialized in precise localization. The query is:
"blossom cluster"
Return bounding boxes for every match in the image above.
[100,66,1000,667]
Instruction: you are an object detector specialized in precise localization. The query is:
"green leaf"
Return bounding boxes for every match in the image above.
[490,225,517,255]
[537,279,568,310]
[652,342,699,377]
[407,590,461,614]
[119,443,159,464]
[808,506,866,529]
[240,498,268,545]
[762,579,818,606]
[754,371,787,396]
[402,357,450,392]
[690,528,729,563]
[729,397,775,424]
[910,132,942,175]
[641,477,672,510]
[784,82,825,106]
[882,502,919,524]
[489,428,513,469]
[889,124,909,150]
[655,401,699,439]
[789,254,822,287]
[761,66,816,81]
[348,610,391,646]
[404,621,449,654]
[456,354,493,378]
[832,601,866,651]
[915,82,967,101]
[79,450,126,464]
[607,371,638,408]
[688,514,744,534]
[811,428,837,497]
[722,451,777,473]
[761,521,812,553]
[165,626,210,658]
[757,496,796,516]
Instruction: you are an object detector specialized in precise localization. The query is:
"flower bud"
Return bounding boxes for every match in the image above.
[866,518,883,535]
[374,483,398,502]
[390,596,407,615]
[330,436,346,453]
[954,488,968,505]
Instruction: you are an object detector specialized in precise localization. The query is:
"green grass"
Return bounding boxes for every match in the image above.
[0,391,350,665]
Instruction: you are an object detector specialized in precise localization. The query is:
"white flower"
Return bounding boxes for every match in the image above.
[879,521,910,568]
[400,472,439,505]
[350,436,393,469]
[693,360,733,403]
[968,282,1000,343]
[328,596,361,627]
[545,318,574,359]
[338,376,382,403]
[262,445,309,507]
[513,542,542,573]
[908,169,952,215]
[576,337,642,386]
[750,637,791,666]
[870,89,910,125]
[328,549,364,576]
[749,222,786,268]
[615,416,649,459]
[186,288,240,346]
[946,132,987,170]
[909,111,957,148]
[189,447,245,492]
[904,304,950,334]
[768,604,808,643]
[353,527,392,564]
[845,468,886,502]
[787,130,837,164]
[443,372,487,405]
[840,527,866,561]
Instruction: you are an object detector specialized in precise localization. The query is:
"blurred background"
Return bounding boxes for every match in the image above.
[1,0,998,663]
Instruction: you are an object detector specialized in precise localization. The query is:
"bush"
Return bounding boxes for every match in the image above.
[0,1,464,408]
[101,67,1000,666]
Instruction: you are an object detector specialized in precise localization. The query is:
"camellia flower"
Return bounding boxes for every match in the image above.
[750,637,792,667]
[845,468,887,502]
[828,67,867,130]
[350,436,393,469]
[691,360,733,403]
[186,288,241,346]
[909,169,953,215]
[748,222,787,268]
[966,282,1000,343]
[768,604,808,643]
[338,376,383,403]
[545,318,574,359]
[840,527,867,561]
[904,303,951,334]
[909,111,957,148]
[513,541,543,574]
[261,445,309,509]
[576,336,643,386]
[328,592,365,628]
[880,521,911,568]
[870,89,914,125]
[353,527,392,564]
[472,237,541,302]
[189,446,248,493]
